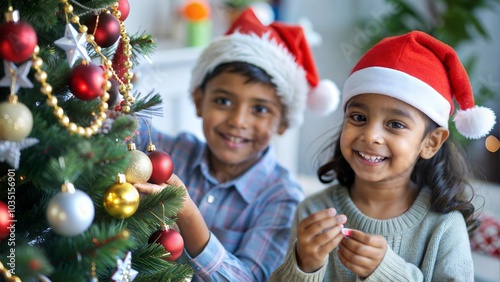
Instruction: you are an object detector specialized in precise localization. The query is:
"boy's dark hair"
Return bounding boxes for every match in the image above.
[199,62,275,91]
[317,121,480,234]
[198,62,288,127]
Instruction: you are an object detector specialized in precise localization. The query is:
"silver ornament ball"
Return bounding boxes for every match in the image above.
[46,189,95,236]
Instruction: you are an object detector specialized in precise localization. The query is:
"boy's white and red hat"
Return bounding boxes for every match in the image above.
[189,8,340,127]
[342,30,496,139]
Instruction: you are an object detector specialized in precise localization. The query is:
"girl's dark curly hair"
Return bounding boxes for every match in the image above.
[317,121,480,234]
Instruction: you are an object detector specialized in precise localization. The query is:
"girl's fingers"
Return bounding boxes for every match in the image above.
[299,209,347,237]
[315,224,345,256]
[337,247,371,277]
[296,220,345,273]
[338,232,387,277]
[338,239,372,266]
[341,231,386,255]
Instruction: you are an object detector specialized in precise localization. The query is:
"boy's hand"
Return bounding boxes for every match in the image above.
[337,229,387,278]
[134,182,167,194]
[296,208,347,273]
[135,174,193,215]
[134,174,186,194]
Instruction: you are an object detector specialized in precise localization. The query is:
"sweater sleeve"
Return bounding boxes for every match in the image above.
[364,246,424,282]
[269,241,328,282]
[429,212,474,281]
[364,211,474,282]
[269,203,329,282]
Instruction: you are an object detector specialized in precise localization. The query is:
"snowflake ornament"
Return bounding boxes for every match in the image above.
[111,251,138,282]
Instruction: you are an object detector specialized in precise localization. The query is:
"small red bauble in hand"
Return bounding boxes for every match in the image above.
[69,63,105,101]
[149,224,184,261]
[147,144,174,184]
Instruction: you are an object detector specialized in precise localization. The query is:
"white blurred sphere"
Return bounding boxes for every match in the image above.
[251,2,275,26]
[46,189,95,236]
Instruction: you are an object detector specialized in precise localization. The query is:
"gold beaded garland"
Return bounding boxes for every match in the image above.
[29,0,136,137]
[32,49,109,137]
[109,3,134,110]
[0,261,21,282]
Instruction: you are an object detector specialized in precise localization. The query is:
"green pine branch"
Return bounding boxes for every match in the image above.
[0,0,192,280]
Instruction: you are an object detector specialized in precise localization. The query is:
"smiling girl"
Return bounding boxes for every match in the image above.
[270,30,496,281]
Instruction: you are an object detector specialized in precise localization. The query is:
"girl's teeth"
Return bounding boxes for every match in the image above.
[359,152,384,162]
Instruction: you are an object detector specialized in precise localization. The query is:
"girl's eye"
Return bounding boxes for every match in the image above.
[351,114,366,122]
[387,121,405,129]
[254,105,269,114]
[214,97,231,106]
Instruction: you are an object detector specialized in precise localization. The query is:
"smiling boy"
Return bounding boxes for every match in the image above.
[135,8,339,281]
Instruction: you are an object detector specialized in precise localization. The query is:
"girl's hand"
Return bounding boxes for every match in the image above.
[296,208,347,273]
[337,230,387,278]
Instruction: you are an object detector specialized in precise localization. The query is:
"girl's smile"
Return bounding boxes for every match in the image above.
[341,93,430,185]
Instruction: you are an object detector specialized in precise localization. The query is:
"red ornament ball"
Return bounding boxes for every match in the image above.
[86,12,120,48]
[69,63,105,101]
[0,201,10,242]
[0,20,37,63]
[149,225,184,261]
[148,149,174,184]
[117,0,130,21]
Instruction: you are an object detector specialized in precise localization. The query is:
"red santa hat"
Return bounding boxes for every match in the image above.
[342,30,496,139]
[189,8,340,127]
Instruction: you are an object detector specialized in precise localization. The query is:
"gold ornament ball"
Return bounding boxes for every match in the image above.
[124,149,153,184]
[103,181,140,218]
[0,101,33,141]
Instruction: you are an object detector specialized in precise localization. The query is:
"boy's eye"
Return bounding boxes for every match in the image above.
[350,114,366,122]
[254,105,269,114]
[214,97,231,106]
[387,121,405,129]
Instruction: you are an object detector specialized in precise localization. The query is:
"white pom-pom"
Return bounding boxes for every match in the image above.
[453,106,496,139]
[250,2,275,25]
[307,79,340,115]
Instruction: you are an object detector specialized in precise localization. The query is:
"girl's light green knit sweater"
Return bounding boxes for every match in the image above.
[269,185,474,282]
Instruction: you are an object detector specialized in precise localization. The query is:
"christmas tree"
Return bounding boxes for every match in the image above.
[0,0,192,281]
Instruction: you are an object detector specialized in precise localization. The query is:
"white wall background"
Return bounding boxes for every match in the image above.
[125,0,500,180]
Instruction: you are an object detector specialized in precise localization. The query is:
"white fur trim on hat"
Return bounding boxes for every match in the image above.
[342,66,451,128]
[190,32,309,127]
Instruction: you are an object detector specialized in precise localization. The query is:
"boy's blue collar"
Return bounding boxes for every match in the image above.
[195,145,278,203]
